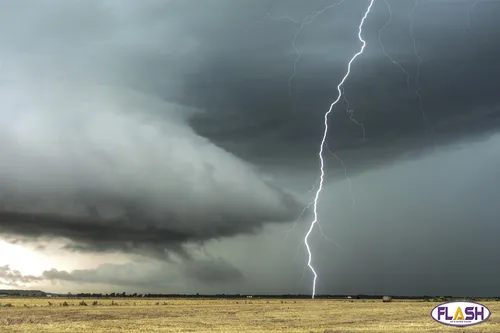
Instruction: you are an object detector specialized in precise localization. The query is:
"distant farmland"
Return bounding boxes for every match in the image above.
[1,298,499,332]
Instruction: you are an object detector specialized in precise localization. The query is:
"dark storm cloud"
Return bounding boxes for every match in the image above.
[0,265,43,287]
[3,0,497,176]
[0,0,302,256]
[178,0,500,173]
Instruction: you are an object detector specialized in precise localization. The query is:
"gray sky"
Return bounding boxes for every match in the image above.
[0,0,499,297]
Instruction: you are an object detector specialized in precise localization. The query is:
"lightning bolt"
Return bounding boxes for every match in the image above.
[285,200,314,241]
[287,0,347,101]
[257,0,480,299]
[377,0,435,148]
[410,0,438,148]
[305,0,376,298]
[378,0,411,88]
[342,86,366,141]
[251,2,350,251]
[249,0,347,105]
[409,0,427,123]
[325,142,355,209]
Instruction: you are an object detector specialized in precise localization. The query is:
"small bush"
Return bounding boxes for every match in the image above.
[92,301,99,306]
[62,301,69,307]
[79,300,88,306]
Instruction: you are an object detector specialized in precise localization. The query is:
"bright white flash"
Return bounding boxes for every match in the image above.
[305,0,376,299]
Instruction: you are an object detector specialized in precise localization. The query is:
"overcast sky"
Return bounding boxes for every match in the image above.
[0,0,499,297]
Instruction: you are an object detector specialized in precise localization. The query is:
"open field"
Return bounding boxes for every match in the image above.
[0,298,499,332]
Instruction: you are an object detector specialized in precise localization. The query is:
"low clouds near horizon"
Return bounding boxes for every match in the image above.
[1,255,244,292]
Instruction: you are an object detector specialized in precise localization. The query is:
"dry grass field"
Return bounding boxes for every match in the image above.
[0,298,499,332]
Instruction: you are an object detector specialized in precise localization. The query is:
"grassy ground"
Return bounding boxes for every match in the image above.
[0,298,498,332]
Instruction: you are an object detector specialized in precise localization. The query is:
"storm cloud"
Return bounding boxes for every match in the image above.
[182,0,500,172]
[0,0,304,256]
[0,76,300,256]
[2,0,498,175]
[0,256,242,290]
[1,0,499,296]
